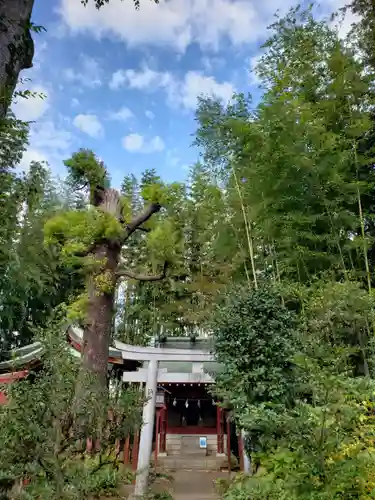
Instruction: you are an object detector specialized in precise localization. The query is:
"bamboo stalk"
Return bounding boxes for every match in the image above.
[348,103,371,293]
[231,165,258,289]
[356,179,371,294]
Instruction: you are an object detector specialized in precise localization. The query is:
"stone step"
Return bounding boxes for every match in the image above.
[165,435,219,457]
[181,448,207,456]
[168,448,211,456]
[156,454,222,471]
[181,436,200,445]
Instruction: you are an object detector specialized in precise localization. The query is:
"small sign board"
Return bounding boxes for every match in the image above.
[155,391,165,408]
[199,436,207,449]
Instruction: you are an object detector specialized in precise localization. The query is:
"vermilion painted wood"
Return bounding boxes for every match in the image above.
[226,414,231,470]
[68,338,121,364]
[160,406,167,453]
[132,432,140,471]
[86,438,93,452]
[0,392,7,405]
[217,406,225,454]
[0,370,28,383]
[0,370,30,405]
[154,409,160,467]
[166,426,217,434]
[123,435,130,465]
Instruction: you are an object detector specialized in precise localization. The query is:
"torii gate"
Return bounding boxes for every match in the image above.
[114,338,215,497]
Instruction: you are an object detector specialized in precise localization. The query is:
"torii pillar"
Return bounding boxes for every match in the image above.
[133,358,158,497]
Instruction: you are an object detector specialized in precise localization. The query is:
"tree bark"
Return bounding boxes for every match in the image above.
[72,187,165,427]
[0,0,35,119]
[80,189,122,394]
[82,243,119,390]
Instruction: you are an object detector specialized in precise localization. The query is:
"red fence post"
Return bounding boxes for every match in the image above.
[123,435,130,465]
[226,413,231,470]
[132,432,140,471]
[217,406,224,454]
[131,431,140,485]
[155,409,160,468]
[160,405,167,453]
[86,438,93,453]
[216,406,220,453]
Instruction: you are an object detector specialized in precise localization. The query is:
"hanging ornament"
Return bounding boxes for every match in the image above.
[185,399,189,408]
[212,398,216,405]
[197,399,201,408]
[173,398,177,407]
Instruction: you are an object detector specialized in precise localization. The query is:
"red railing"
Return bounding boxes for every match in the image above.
[216,406,225,454]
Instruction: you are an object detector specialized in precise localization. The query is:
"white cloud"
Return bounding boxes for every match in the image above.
[125,67,171,90]
[166,149,180,168]
[327,0,359,37]
[149,136,165,152]
[18,119,73,173]
[18,149,49,172]
[110,65,235,110]
[122,133,165,153]
[73,114,104,138]
[179,72,235,109]
[32,41,48,72]
[12,85,49,121]
[108,106,133,122]
[63,54,102,88]
[60,0,353,54]
[123,133,143,152]
[59,0,277,53]
[145,110,155,120]
[201,56,225,72]
[31,120,72,153]
[109,70,126,90]
[248,53,263,86]
[109,66,172,91]
[71,97,80,107]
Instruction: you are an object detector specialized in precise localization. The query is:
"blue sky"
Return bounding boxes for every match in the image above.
[13,0,351,187]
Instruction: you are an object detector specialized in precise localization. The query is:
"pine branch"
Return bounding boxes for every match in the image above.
[129,226,151,233]
[123,202,161,240]
[116,261,168,281]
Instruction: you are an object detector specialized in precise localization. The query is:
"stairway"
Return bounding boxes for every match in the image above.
[124,470,227,499]
[156,435,226,471]
[171,470,227,499]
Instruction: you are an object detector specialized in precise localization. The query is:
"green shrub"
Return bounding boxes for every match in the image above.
[0,319,142,499]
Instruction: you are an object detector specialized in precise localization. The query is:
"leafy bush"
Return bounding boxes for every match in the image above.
[0,318,142,499]
[212,284,301,453]
[214,284,375,499]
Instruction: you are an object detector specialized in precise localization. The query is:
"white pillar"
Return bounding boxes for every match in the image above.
[241,430,251,474]
[134,358,158,498]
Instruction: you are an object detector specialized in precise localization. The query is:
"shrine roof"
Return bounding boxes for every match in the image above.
[157,360,221,374]
[155,337,214,351]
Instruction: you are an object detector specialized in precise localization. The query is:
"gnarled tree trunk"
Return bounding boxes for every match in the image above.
[83,243,120,390]
[71,184,165,436]
[0,0,35,119]
[83,190,123,383]
[78,189,122,403]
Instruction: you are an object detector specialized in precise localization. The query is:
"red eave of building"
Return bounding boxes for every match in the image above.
[68,337,122,365]
[0,370,29,405]
[69,338,82,353]
[0,370,29,383]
